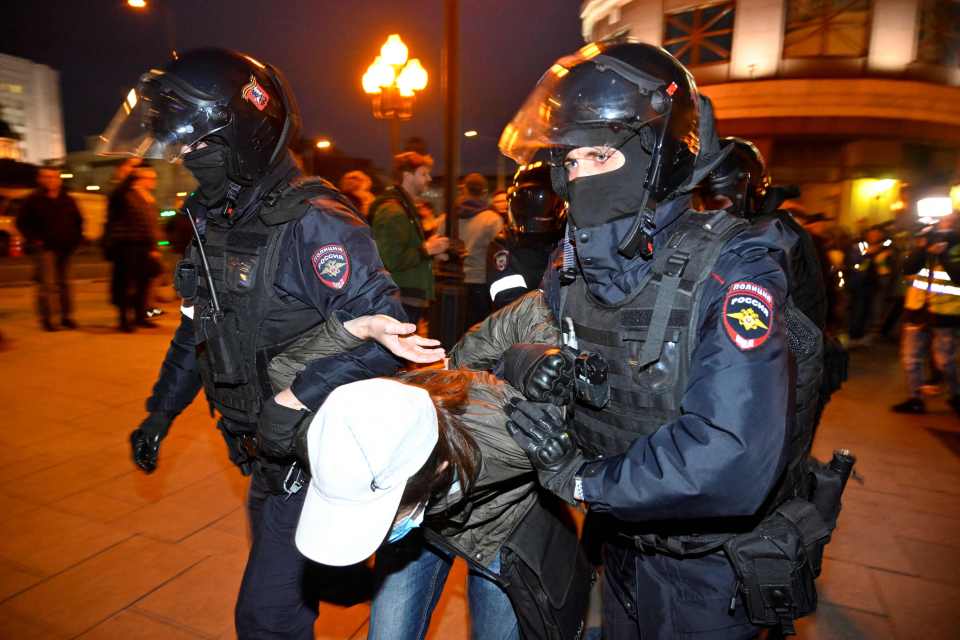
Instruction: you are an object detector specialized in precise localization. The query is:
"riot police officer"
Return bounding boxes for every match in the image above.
[703,136,829,330]
[496,42,805,638]
[486,162,565,310]
[98,49,405,638]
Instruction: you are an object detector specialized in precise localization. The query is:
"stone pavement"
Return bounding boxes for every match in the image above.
[0,279,958,639]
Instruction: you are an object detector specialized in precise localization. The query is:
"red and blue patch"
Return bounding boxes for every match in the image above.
[241,75,270,111]
[311,244,351,290]
[722,281,774,351]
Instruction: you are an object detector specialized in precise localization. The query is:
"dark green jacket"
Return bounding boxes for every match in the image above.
[370,187,434,306]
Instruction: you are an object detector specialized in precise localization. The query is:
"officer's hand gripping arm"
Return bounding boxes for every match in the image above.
[279,210,408,410]
[506,399,585,504]
[502,344,574,405]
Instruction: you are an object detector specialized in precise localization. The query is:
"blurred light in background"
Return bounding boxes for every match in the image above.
[917,197,952,222]
[160,209,177,217]
[59,173,73,179]
[127,0,147,8]
[85,185,100,191]
[463,130,478,138]
[315,139,332,150]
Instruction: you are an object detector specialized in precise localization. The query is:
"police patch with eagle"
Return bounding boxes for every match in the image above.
[722,281,774,350]
[312,244,351,290]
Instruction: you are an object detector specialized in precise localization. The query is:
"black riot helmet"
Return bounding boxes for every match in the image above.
[499,40,700,258]
[704,137,770,218]
[507,162,566,235]
[97,48,300,185]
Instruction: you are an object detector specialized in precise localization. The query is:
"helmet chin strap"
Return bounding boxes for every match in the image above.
[617,129,665,259]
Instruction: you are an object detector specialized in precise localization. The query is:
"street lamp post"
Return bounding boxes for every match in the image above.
[362,35,428,157]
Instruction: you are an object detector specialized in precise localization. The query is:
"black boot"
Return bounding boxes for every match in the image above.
[891,398,925,414]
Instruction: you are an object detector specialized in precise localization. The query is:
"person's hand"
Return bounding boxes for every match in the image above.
[424,235,450,256]
[129,412,173,473]
[928,241,948,255]
[343,315,445,363]
[257,396,311,459]
[506,400,584,504]
[502,344,575,405]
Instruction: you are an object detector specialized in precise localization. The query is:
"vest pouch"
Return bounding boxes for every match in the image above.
[722,499,829,635]
[174,260,198,301]
[201,311,247,385]
[225,252,260,292]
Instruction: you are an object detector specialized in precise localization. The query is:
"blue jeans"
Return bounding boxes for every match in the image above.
[368,537,520,640]
[901,322,959,398]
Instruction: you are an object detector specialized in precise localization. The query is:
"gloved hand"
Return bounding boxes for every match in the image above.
[502,344,574,406]
[257,397,311,460]
[506,399,584,504]
[129,412,173,474]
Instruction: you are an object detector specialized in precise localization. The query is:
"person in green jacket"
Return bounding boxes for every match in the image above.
[370,152,450,324]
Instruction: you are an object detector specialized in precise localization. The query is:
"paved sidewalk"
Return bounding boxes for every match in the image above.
[0,280,958,639]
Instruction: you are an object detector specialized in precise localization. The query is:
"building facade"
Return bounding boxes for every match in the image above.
[581,0,960,229]
[0,54,65,165]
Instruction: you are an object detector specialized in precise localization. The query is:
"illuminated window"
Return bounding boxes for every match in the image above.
[783,0,872,59]
[916,0,960,66]
[663,2,735,66]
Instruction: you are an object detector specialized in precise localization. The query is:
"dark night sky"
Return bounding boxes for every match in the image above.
[1,0,584,175]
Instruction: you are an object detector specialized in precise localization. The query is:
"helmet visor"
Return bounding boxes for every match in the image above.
[499,49,671,165]
[97,70,229,162]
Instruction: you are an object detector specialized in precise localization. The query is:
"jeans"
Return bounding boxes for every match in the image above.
[369,536,520,640]
[901,322,959,398]
[33,250,73,324]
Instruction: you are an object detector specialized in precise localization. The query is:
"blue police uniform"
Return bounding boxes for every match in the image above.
[146,171,404,638]
[544,199,792,639]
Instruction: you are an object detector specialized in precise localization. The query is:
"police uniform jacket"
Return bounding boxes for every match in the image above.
[146,164,404,418]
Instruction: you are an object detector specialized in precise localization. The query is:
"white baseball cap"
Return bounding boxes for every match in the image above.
[295,377,439,566]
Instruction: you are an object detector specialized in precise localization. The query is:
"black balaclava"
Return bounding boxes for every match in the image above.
[565,133,653,231]
[183,142,229,208]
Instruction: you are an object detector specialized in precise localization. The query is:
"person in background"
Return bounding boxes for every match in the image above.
[15,166,84,331]
[487,163,565,311]
[490,189,509,223]
[370,152,450,325]
[339,169,375,219]
[102,166,160,332]
[891,210,960,415]
[847,224,897,346]
[458,173,504,328]
[416,198,446,240]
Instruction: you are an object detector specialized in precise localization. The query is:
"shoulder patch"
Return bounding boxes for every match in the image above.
[311,244,351,290]
[722,281,773,350]
[493,249,510,272]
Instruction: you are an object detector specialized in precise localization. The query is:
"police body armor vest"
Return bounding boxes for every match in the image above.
[191,178,357,430]
[563,210,824,555]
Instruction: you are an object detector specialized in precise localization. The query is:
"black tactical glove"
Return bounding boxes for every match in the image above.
[129,412,173,474]
[257,397,311,460]
[502,344,575,406]
[506,399,585,504]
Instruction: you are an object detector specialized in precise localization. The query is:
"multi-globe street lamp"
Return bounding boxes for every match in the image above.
[361,34,428,155]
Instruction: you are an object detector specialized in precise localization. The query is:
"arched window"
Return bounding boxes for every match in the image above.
[783,0,872,59]
[663,1,736,66]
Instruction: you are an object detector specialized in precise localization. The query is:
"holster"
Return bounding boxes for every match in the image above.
[500,496,593,640]
[723,499,831,636]
[216,418,257,476]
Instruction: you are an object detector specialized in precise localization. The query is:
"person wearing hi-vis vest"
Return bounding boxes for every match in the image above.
[892,209,960,415]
